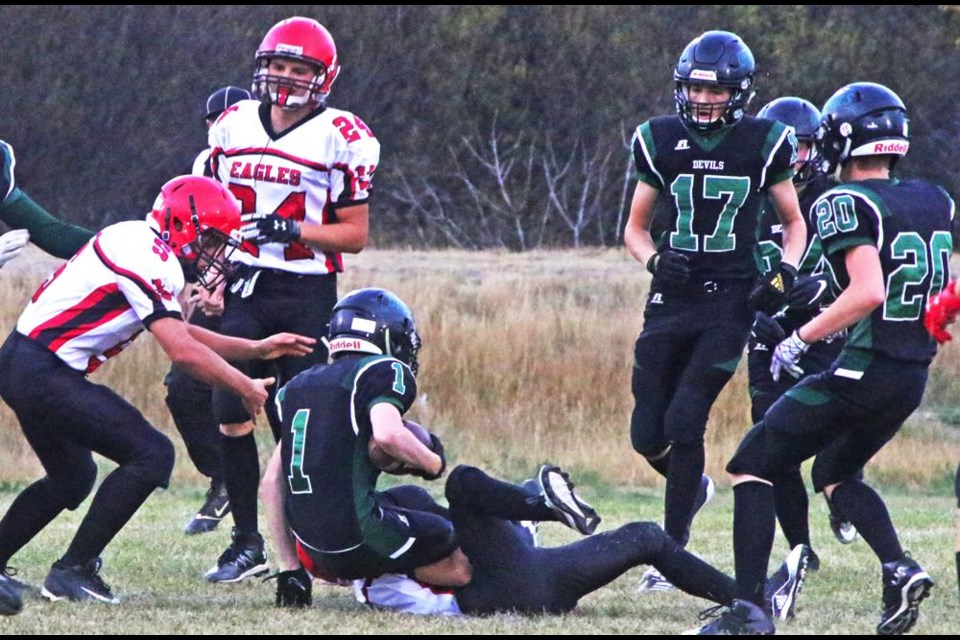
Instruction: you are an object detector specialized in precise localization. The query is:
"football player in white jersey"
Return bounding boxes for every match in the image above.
[204,16,379,583]
[0,176,314,610]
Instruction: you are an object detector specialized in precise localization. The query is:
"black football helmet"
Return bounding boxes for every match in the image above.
[817,82,909,174]
[757,97,822,185]
[326,288,421,374]
[674,30,755,133]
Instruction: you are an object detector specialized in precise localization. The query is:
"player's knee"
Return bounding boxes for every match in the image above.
[620,521,668,557]
[126,431,176,489]
[630,422,666,458]
[444,464,479,504]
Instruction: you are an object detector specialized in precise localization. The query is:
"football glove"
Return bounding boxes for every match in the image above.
[770,330,810,382]
[270,567,312,608]
[924,280,960,344]
[646,250,691,286]
[787,275,830,310]
[0,229,30,269]
[751,312,786,348]
[408,433,446,481]
[749,263,798,314]
[240,213,301,244]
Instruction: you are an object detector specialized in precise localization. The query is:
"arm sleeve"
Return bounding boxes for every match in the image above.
[631,122,664,190]
[0,191,95,259]
[355,358,418,417]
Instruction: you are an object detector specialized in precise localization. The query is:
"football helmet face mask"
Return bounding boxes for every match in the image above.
[253,17,340,110]
[326,288,422,375]
[674,30,755,133]
[817,82,909,174]
[148,176,247,290]
[758,97,823,185]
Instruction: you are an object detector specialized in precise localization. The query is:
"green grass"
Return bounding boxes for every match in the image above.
[1,479,957,635]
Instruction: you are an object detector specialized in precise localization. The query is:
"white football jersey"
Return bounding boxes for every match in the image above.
[17,220,184,374]
[209,100,380,275]
[353,574,461,616]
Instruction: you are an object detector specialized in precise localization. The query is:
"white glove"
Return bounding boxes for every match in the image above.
[770,330,810,382]
[0,229,30,269]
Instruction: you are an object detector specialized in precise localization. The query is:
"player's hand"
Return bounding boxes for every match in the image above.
[770,331,810,382]
[256,333,316,360]
[271,567,312,608]
[924,281,960,344]
[645,250,691,286]
[407,433,446,481]
[750,312,786,348]
[787,275,829,310]
[241,376,275,424]
[240,213,301,244]
[749,263,798,314]
[198,281,226,317]
[0,229,30,269]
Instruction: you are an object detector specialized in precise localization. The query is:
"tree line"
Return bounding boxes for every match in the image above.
[1,5,958,249]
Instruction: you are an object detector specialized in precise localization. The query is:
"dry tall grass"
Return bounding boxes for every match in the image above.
[0,246,957,489]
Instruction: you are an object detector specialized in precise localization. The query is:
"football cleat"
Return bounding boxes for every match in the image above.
[877,555,934,635]
[184,480,231,535]
[41,557,119,604]
[825,494,858,544]
[678,475,716,547]
[688,599,775,635]
[637,566,677,594]
[205,528,269,583]
[0,569,23,616]
[537,465,600,535]
[764,544,810,621]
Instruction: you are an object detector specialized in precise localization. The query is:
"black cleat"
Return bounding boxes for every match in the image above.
[877,555,934,635]
[41,558,119,604]
[690,599,775,635]
[764,544,810,621]
[0,569,23,616]
[537,465,600,535]
[205,528,269,583]
[184,480,231,535]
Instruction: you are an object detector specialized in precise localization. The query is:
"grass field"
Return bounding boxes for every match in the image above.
[0,247,958,633]
[0,482,956,634]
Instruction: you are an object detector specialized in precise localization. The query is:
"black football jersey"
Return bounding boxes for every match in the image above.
[278,354,417,553]
[632,115,797,281]
[755,174,836,278]
[812,178,955,363]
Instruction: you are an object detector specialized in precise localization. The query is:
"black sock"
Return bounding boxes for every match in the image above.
[774,469,811,549]
[61,468,157,566]
[222,433,260,535]
[0,478,66,568]
[650,529,735,605]
[733,481,776,607]
[664,442,704,546]
[445,465,555,522]
[646,449,671,478]
[830,480,902,564]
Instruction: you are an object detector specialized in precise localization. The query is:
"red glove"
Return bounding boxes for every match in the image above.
[925,280,960,344]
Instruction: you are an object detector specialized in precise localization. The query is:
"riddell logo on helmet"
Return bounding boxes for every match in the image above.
[690,69,718,82]
[276,44,304,56]
[329,337,381,354]
[872,141,909,154]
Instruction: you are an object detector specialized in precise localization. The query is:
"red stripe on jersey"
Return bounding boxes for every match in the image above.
[28,283,130,352]
[93,237,166,305]
[217,147,331,172]
[321,191,342,273]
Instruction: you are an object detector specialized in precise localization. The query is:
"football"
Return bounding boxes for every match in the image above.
[368,419,432,474]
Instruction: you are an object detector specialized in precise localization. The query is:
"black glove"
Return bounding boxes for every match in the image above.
[271,567,312,608]
[646,250,691,287]
[750,312,786,347]
[408,433,447,481]
[748,263,798,314]
[786,275,829,310]
[240,213,302,244]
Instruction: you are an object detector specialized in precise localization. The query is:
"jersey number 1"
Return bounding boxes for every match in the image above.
[288,409,313,494]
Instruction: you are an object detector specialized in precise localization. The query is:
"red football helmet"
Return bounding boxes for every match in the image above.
[149,176,248,289]
[253,17,340,109]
